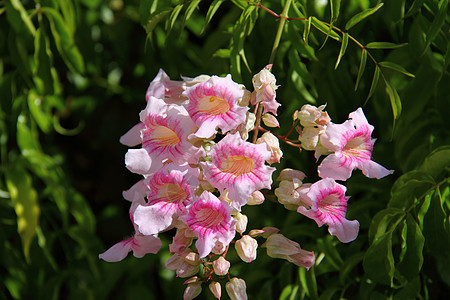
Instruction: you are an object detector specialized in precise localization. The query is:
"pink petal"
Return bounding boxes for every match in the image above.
[134,204,174,235]
[132,234,162,257]
[317,153,353,181]
[125,148,153,175]
[120,123,144,146]
[99,238,133,262]
[328,218,359,243]
[359,157,394,179]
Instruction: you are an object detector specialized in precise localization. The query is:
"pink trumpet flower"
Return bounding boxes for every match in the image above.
[297,178,359,243]
[318,107,393,181]
[185,75,249,139]
[200,132,276,210]
[99,233,162,262]
[180,191,236,258]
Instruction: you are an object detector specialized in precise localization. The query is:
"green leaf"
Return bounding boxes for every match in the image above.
[17,112,40,153]
[419,146,450,180]
[335,32,348,69]
[388,171,435,209]
[202,0,225,34]
[330,0,341,23]
[397,215,425,280]
[365,42,408,49]
[33,28,56,95]
[299,267,318,300]
[166,4,183,35]
[6,163,40,262]
[355,48,367,91]
[317,236,344,270]
[393,276,421,300]
[27,89,52,133]
[145,7,172,35]
[384,79,402,120]
[5,0,36,37]
[310,17,341,41]
[303,17,311,44]
[379,61,415,78]
[369,208,405,243]
[424,0,448,53]
[41,7,85,74]
[365,65,380,105]
[363,231,395,286]
[182,0,201,31]
[345,3,384,30]
[339,252,365,285]
[279,284,299,300]
[405,0,426,18]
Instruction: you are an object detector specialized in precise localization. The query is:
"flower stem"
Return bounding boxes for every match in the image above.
[269,0,292,64]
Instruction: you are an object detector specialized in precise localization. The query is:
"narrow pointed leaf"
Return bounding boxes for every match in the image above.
[385,79,402,120]
[5,0,36,37]
[182,0,201,31]
[166,4,183,34]
[311,17,341,41]
[363,231,395,286]
[145,7,171,35]
[330,0,341,22]
[365,42,408,49]
[379,61,415,78]
[424,0,448,53]
[345,3,384,30]
[335,32,348,69]
[303,17,311,44]
[405,0,426,18]
[397,215,425,280]
[365,65,380,105]
[355,48,367,91]
[202,0,225,34]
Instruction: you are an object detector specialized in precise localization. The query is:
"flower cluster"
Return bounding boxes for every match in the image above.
[100,67,393,299]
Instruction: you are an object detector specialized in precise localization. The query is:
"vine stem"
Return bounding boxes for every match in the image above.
[252,0,293,144]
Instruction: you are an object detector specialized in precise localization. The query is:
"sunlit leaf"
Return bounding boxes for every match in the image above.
[202,0,225,34]
[388,171,435,209]
[145,7,172,35]
[41,7,85,74]
[355,48,367,91]
[166,4,183,35]
[317,236,344,270]
[384,79,402,120]
[4,0,36,37]
[27,89,52,133]
[330,0,341,23]
[6,163,40,263]
[181,0,201,31]
[311,17,341,41]
[303,17,311,44]
[363,231,395,286]
[335,32,348,69]
[299,266,318,299]
[345,3,384,30]
[365,42,408,49]
[364,65,380,105]
[397,215,425,280]
[379,61,415,78]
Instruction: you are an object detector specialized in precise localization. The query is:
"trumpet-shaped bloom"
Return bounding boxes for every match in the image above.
[180,191,236,258]
[146,69,186,104]
[185,75,249,138]
[297,178,359,243]
[99,233,161,262]
[139,96,204,166]
[318,107,393,181]
[251,65,280,115]
[134,163,200,235]
[200,133,276,210]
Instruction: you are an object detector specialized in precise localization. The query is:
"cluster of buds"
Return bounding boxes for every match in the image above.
[100,66,393,299]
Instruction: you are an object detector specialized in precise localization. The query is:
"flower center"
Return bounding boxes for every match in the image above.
[195,208,224,228]
[221,155,255,176]
[342,136,370,159]
[198,96,230,116]
[149,125,180,147]
[157,183,187,203]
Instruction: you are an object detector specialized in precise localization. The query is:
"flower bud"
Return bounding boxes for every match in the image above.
[211,240,226,255]
[234,213,248,235]
[184,283,202,300]
[277,168,307,181]
[248,227,280,238]
[247,190,264,205]
[257,132,283,164]
[226,278,247,300]
[235,235,258,263]
[261,113,280,127]
[212,256,230,276]
[209,281,221,299]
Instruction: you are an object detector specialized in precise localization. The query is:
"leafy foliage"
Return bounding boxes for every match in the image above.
[1,0,449,299]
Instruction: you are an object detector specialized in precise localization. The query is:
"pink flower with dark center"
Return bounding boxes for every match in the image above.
[200,133,276,210]
[318,107,393,181]
[180,191,236,258]
[185,75,249,139]
[297,178,359,243]
[134,163,200,235]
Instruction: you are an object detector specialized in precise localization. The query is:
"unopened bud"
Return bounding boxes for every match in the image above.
[226,277,248,300]
[212,256,230,276]
[184,283,202,300]
[235,235,258,263]
[209,281,221,299]
[262,113,280,127]
[234,213,248,235]
[277,168,307,181]
[247,191,264,205]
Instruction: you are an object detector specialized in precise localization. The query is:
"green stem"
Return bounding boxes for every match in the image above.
[268,0,292,64]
